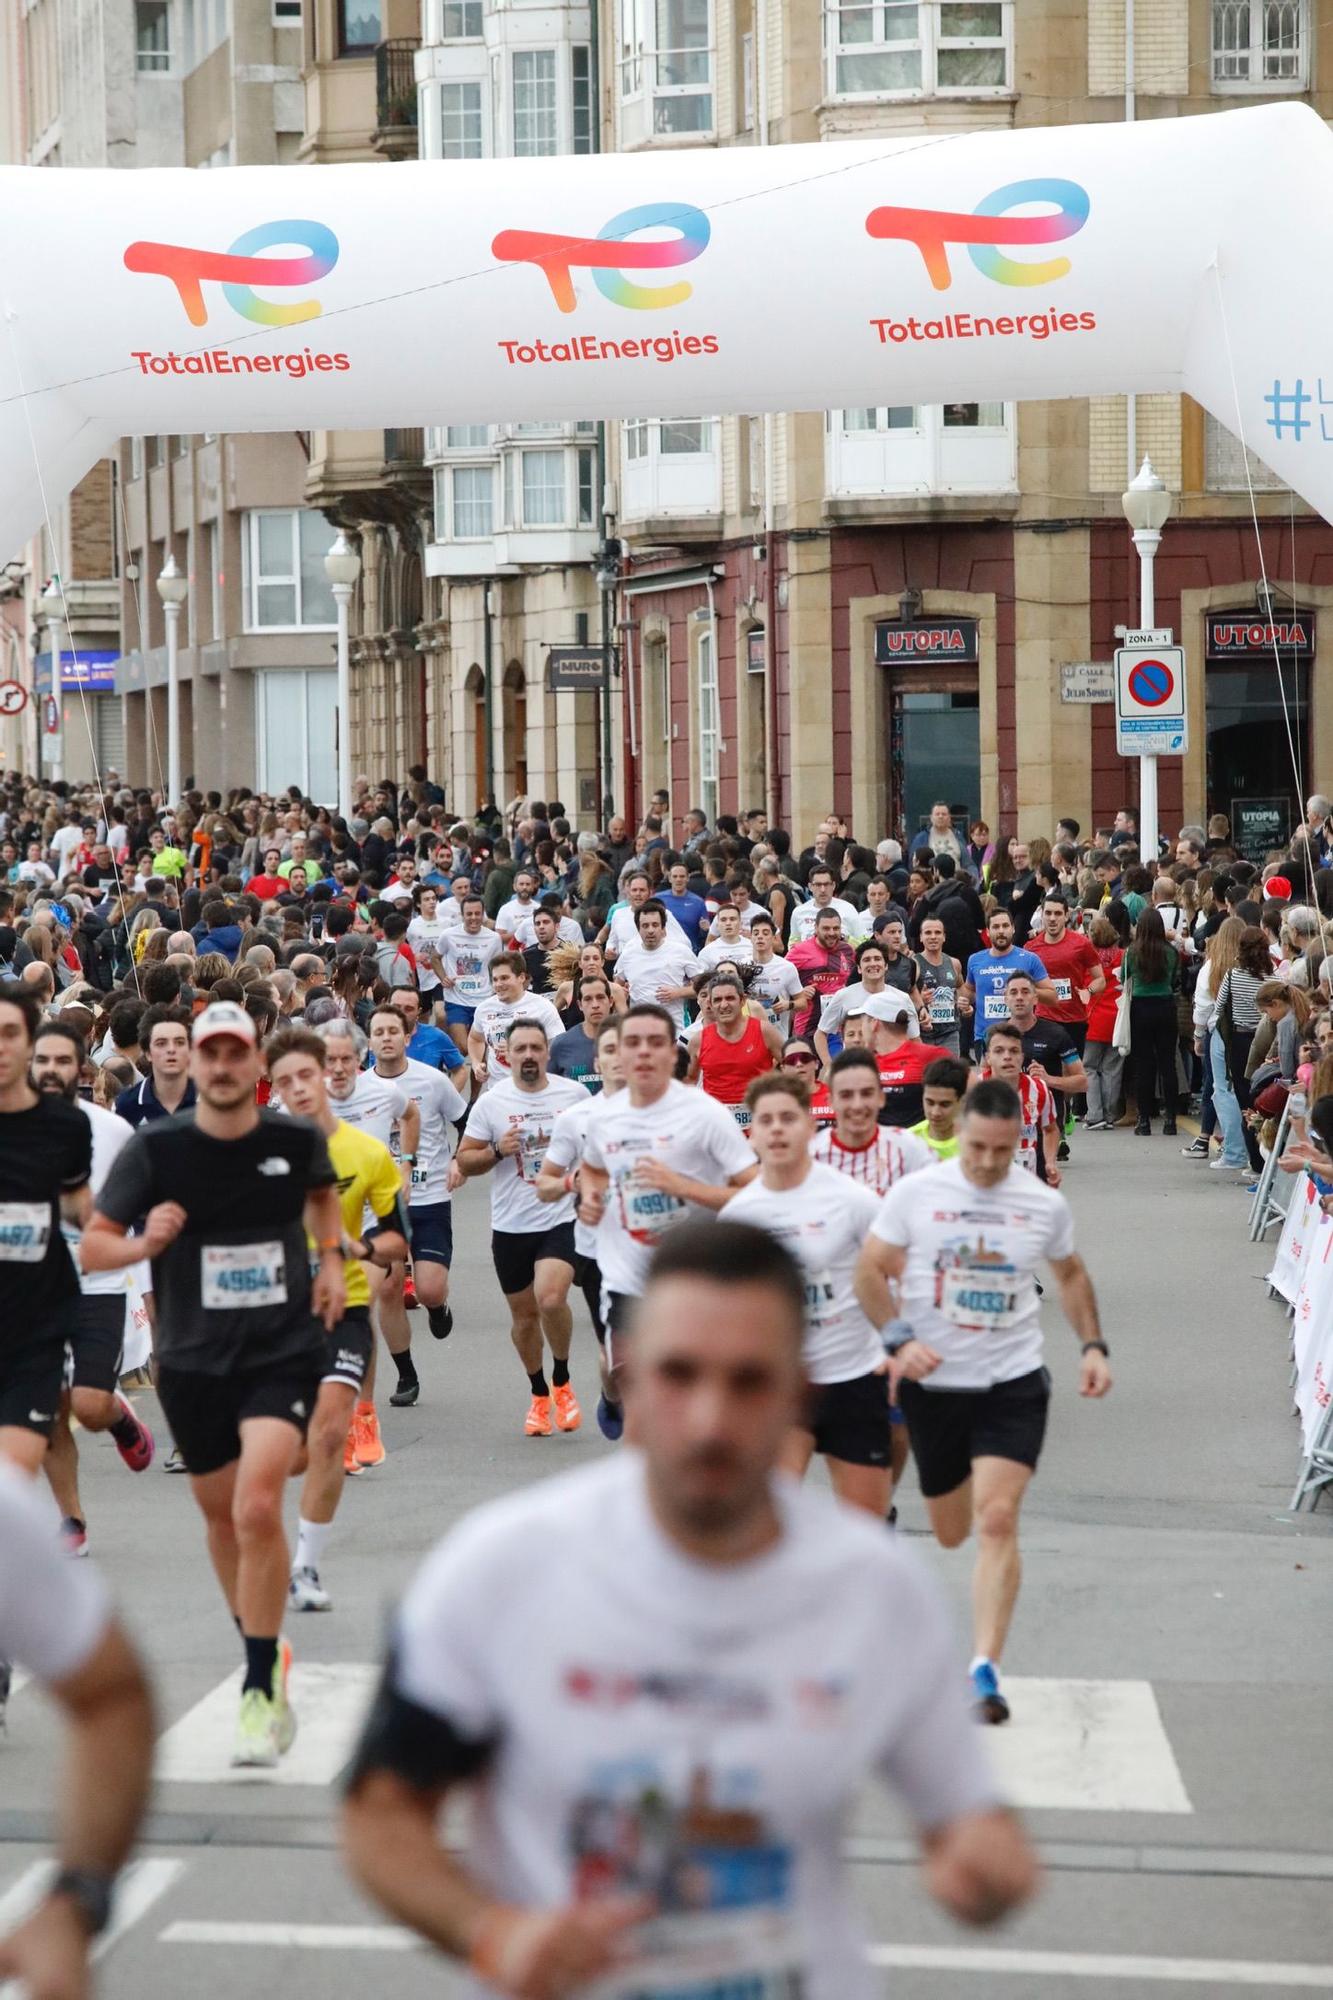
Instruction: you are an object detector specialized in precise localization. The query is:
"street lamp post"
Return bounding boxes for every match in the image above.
[1120,455,1173,862]
[324,533,361,820]
[39,576,63,785]
[155,554,188,805]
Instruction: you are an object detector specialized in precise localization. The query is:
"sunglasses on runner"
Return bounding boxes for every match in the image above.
[783,1052,817,1067]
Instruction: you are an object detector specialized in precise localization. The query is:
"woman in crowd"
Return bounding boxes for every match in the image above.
[1123,906,1182,1137]
[1209,924,1273,1173]
[1083,910,1126,1131]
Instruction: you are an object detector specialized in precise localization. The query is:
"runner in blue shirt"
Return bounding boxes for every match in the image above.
[960,908,1057,1055]
[389,989,465,1072]
[656,860,710,951]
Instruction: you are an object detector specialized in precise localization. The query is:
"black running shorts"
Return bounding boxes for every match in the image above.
[69,1294,126,1394]
[157,1352,323,1477]
[803,1370,893,1469]
[897,1366,1051,1498]
[322,1307,373,1392]
[490,1223,577,1298]
[0,1317,67,1438]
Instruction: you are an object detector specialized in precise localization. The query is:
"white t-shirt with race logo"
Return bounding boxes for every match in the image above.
[472,994,566,1084]
[788,896,859,944]
[748,954,803,1022]
[724,1165,884,1384]
[465,1076,588,1234]
[870,1158,1075,1389]
[406,914,450,991]
[441,927,505,1007]
[582,1080,756,1297]
[331,1069,410,1154]
[607,903,692,959]
[382,1454,996,2000]
[375,1057,466,1207]
[614,938,702,1032]
[495,895,539,940]
[697,934,755,975]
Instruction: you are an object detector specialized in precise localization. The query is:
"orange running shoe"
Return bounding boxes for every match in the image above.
[353,1402,386,1468]
[524,1394,553,1437]
[403,1272,419,1310]
[553,1382,582,1432]
[343,1422,364,1476]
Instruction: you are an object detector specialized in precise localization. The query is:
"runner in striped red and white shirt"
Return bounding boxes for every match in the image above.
[810,1048,932,1193]
[982,1023,1061,1185]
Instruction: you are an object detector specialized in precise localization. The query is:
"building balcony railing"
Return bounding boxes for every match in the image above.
[373,39,419,157]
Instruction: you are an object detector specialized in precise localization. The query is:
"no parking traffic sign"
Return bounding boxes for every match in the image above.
[1114,644,1187,757]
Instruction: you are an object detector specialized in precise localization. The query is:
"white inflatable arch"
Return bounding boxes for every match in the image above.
[1,101,1327,561]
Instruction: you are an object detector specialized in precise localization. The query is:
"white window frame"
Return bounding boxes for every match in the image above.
[438,0,483,36]
[438,78,483,156]
[696,623,720,824]
[1211,0,1309,91]
[825,1,1013,103]
[512,47,559,155]
[619,0,715,142]
[444,462,496,540]
[826,402,1016,497]
[134,0,171,72]
[241,509,338,633]
[621,417,721,519]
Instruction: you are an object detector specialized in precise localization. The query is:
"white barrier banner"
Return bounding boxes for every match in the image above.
[1267,1171,1316,1305]
[1291,1204,1333,1452]
[3,102,1333,558]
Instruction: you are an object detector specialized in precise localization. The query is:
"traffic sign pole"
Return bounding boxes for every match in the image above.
[1136,527,1161,861]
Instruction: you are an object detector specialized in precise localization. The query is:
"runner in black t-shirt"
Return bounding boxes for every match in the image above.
[84,1001,345,1772]
[0,984,92,1478]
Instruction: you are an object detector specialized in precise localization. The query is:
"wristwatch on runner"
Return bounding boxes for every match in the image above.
[48,1867,115,1936]
[1080,1339,1110,1356]
[882,1320,916,1357]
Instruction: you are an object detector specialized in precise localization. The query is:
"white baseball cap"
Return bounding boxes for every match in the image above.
[192,1001,257,1047]
[864,990,913,1025]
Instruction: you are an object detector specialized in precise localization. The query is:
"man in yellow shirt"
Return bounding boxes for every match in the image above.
[267,1026,406,1613]
[909,1055,969,1161]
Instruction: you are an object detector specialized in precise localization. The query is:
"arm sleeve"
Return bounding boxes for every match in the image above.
[875,1562,1002,1829]
[465,1095,499,1146]
[0,1471,111,1681]
[92,1132,155,1227]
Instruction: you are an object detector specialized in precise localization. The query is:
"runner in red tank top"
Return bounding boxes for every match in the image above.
[685,975,785,1126]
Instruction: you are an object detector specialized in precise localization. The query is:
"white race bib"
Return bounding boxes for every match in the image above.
[518,1128,551,1183]
[928,986,956,1023]
[1052,978,1073,1001]
[0,1201,50,1262]
[618,1174,686,1245]
[598,1910,804,2000]
[939,1261,1028,1331]
[803,1265,836,1327]
[201,1241,288,1310]
[982,992,1008,1022]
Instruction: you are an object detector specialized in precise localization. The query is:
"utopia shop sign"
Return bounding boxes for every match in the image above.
[875,619,979,666]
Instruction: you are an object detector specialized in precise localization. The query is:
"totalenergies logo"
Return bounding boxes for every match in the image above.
[491,202,710,313]
[865,178,1089,290]
[123,220,339,327]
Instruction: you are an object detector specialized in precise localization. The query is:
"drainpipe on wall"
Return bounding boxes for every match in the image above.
[482,578,496,807]
[755,0,780,826]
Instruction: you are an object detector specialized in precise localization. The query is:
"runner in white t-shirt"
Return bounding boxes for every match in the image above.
[31,1024,156,1556]
[746,910,806,1025]
[457,1023,589,1440]
[369,1006,467,1373]
[538,1016,624,1438]
[612,901,702,1033]
[603,873,691,960]
[579,1002,757,1420]
[725,1071,895,1518]
[406,886,450,1005]
[696,904,755,976]
[343,1220,1035,1997]
[440,898,506,1059]
[787,864,860,943]
[855,1075,1112,1725]
[468,956,565,1088]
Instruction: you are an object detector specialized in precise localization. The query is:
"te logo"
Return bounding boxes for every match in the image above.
[123,219,339,327]
[865,178,1089,290]
[491,202,709,313]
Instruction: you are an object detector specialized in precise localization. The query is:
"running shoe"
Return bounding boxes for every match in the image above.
[403,1274,419,1311]
[525,1394,553,1437]
[553,1382,582,1432]
[163,1446,189,1473]
[388,1378,419,1407]
[272,1636,297,1754]
[427,1303,453,1340]
[596,1394,624,1441]
[970,1659,1010,1726]
[112,1393,155,1473]
[353,1404,386,1468]
[1056,1141,1070,1162]
[60,1516,88,1559]
[232,1688,280,1768]
[289,1567,331,1613]
[343,1424,364,1476]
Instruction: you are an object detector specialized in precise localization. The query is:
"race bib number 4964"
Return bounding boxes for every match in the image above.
[201,1241,288,1310]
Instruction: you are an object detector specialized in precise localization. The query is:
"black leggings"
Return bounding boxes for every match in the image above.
[1130,995,1178,1119]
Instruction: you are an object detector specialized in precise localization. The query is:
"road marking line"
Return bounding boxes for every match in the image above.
[158,1928,1333,1986]
[1,1859,185,1999]
[155,1663,377,1785]
[985,1678,1192,1813]
[867,1945,1333,1987]
[162,1921,419,1949]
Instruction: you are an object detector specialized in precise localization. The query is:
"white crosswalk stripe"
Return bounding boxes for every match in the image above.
[983,1677,1192,1813]
[154,1662,378,1785]
[0,1859,185,2000]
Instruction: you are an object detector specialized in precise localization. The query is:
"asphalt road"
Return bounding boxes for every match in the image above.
[3,1123,1332,1999]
